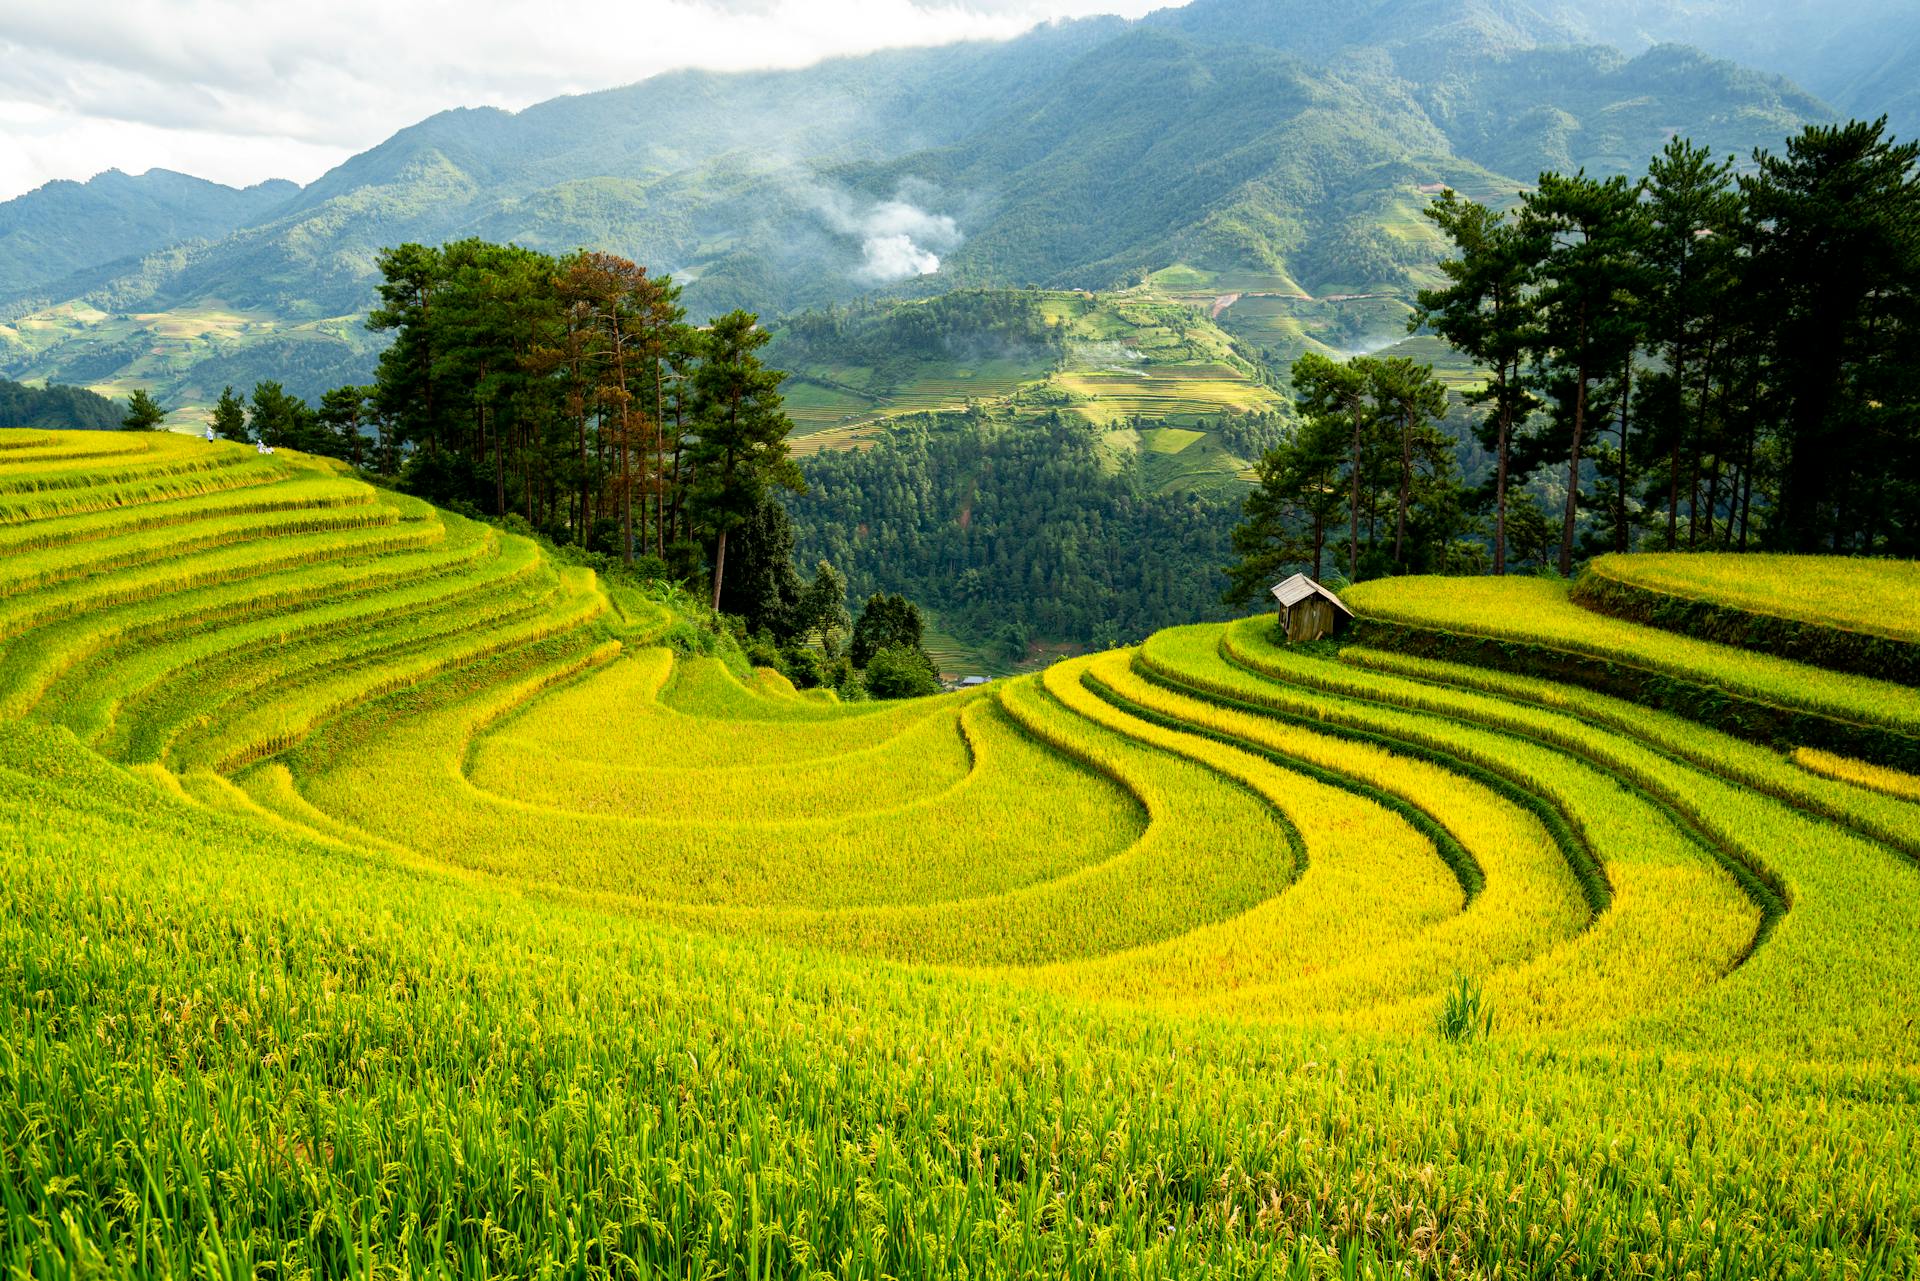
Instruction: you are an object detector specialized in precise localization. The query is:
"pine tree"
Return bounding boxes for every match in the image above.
[211,386,250,442]
[1520,172,1646,574]
[687,311,803,610]
[1413,191,1540,573]
[121,390,166,432]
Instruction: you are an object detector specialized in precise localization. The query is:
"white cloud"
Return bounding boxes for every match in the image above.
[0,0,1173,200]
[859,233,944,280]
[856,200,964,281]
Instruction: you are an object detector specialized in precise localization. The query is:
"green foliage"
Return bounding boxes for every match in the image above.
[246,380,310,448]
[1745,118,1920,553]
[688,310,805,607]
[210,385,249,441]
[1223,414,1347,600]
[119,388,166,431]
[1435,973,1494,1042]
[792,412,1237,649]
[1227,349,1466,597]
[849,592,927,668]
[0,378,120,431]
[863,643,941,699]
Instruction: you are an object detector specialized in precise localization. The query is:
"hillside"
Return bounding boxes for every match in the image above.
[4,431,1919,1274]
[0,169,298,303]
[0,0,1827,414]
[0,376,121,431]
[772,286,1285,456]
[1546,0,1920,139]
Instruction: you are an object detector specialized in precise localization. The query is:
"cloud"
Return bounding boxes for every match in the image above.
[857,201,963,281]
[860,232,943,281]
[799,182,964,282]
[0,0,1173,201]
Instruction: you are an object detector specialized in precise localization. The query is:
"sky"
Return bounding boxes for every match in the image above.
[0,0,1173,203]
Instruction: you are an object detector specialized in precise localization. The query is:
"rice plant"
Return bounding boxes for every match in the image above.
[3,430,1920,1276]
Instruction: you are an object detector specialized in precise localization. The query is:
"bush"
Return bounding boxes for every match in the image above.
[865,644,941,700]
[741,628,787,674]
[781,644,826,689]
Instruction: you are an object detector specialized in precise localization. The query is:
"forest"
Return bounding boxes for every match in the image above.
[789,409,1241,655]
[0,376,120,431]
[1230,118,1920,598]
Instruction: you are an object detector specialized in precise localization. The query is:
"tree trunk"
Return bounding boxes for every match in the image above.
[494,420,506,518]
[1737,412,1757,552]
[1666,437,1682,550]
[1349,402,1362,577]
[1686,332,1717,551]
[654,359,668,558]
[1394,410,1412,570]
[1489,391,1505,576]
[1560,350,1588,577]
[1615,362,1633,554]
[1703,447,1722,548]
[710,526,728,611]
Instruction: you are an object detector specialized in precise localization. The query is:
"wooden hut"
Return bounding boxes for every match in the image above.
[1270,573,1354,643]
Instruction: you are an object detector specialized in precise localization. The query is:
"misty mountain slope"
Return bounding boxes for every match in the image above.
[1415,42,1828,178]
[861,25,1820,295]
[1146,0,1578,70]
[0,0,1838,410]
[0,170,298,302]
[1543,0,1920,136]
[861,30,1462,292]
[4,18,1123,324]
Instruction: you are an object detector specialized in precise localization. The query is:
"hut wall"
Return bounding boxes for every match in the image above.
[1283,597,1337,642]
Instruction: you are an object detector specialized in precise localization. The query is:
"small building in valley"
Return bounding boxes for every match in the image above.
[1270,573,1354,643]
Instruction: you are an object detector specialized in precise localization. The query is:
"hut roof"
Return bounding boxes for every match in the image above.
[1270,573,1354,616]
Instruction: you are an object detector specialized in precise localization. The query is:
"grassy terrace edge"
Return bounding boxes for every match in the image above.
[1348,616,1920,771]
[1574,556,1920,685]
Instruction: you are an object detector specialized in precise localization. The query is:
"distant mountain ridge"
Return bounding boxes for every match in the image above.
[0,0,1837,412]
[1543,0,1920,139]
[0,169,298,303]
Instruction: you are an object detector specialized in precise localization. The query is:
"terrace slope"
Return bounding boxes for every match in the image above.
[3,432,1918,1275]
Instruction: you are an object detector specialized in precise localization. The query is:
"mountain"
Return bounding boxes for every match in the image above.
[0,0,1833,413]
[1543,0,1920,138]
[0,169,298,302]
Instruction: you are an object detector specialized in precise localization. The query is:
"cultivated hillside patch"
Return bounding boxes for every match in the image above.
[3,431,1917,1276]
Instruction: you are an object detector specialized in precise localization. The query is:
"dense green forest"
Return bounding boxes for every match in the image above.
[1229,117,1920,599]
[0,377,121,430]
[771,291,1065,371]
[789,410,1239,654]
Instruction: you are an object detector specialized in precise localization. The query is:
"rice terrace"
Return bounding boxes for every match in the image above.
[0,426,1916,1277]
[6,0,1920,1275]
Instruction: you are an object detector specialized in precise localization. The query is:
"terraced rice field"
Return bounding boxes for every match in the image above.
[1055,363,1281,426]
[4,430,1919,1277]
[784,359,1048,436]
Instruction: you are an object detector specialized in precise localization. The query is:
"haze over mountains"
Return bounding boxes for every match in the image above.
[0,0,1880,411]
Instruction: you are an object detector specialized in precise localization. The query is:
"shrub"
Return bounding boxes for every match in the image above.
[864,644,941,700]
